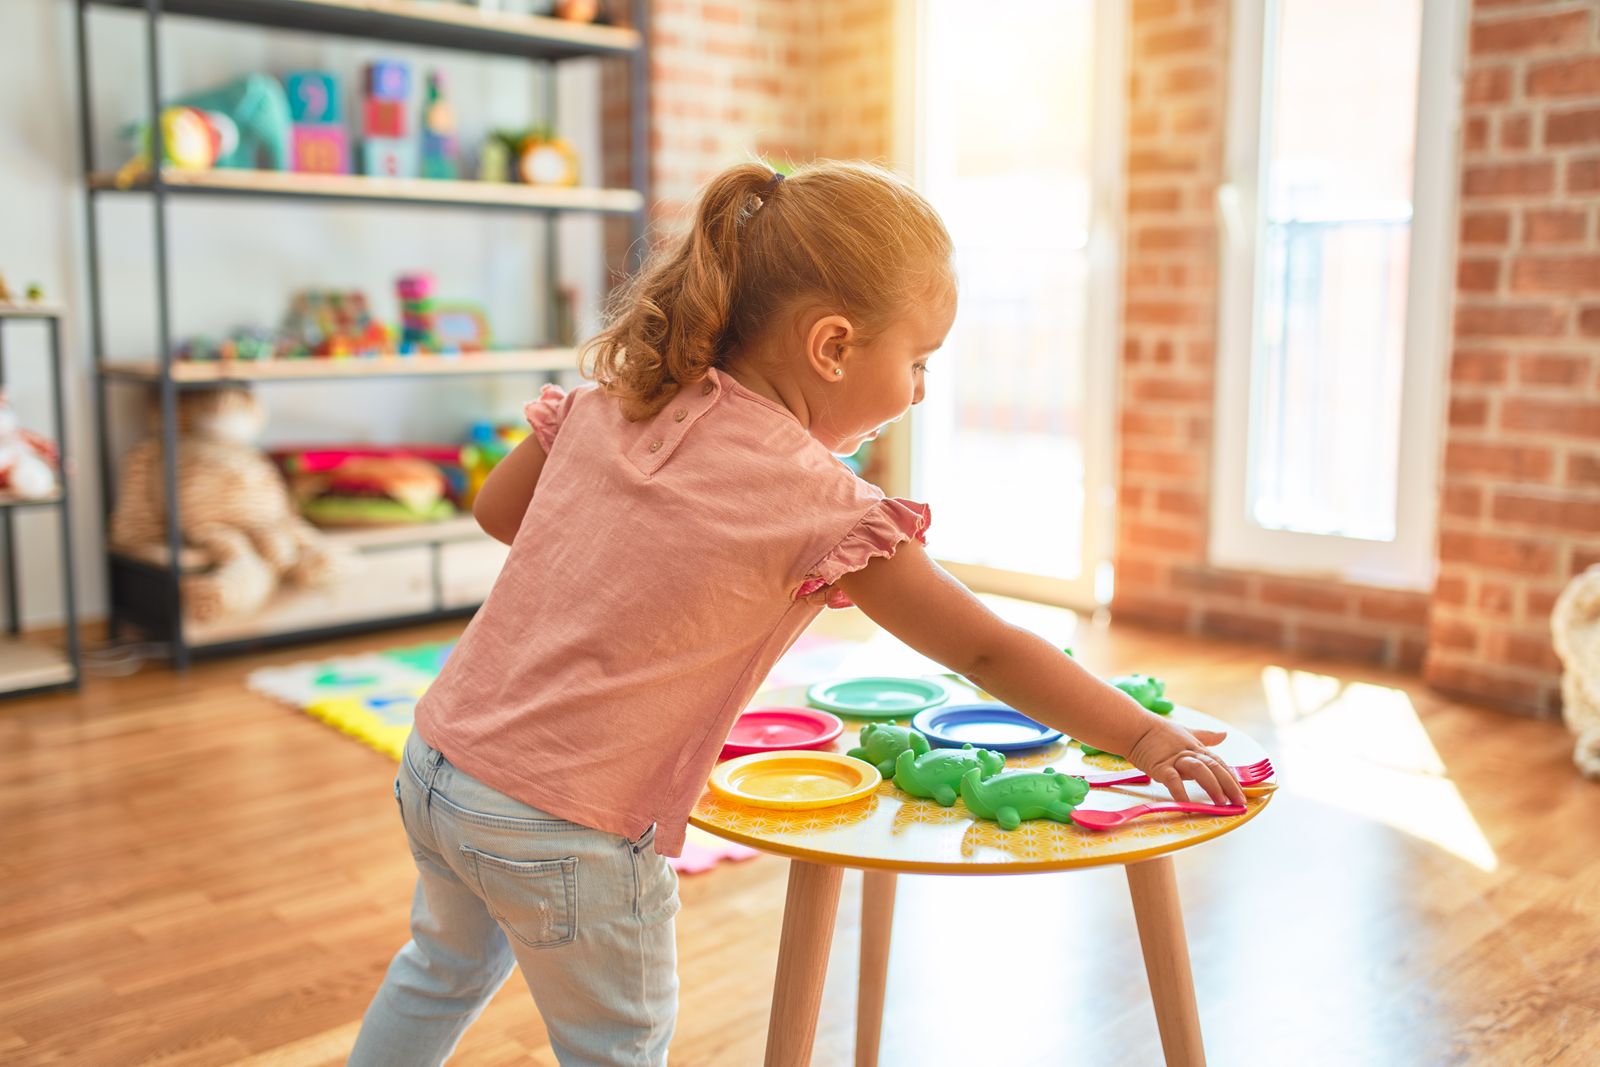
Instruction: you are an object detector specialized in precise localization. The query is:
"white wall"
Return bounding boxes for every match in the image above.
[0,0,604,627]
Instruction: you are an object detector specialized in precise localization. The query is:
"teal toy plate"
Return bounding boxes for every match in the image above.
[806,676,951,719]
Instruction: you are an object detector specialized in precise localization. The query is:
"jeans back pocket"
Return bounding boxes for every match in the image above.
[459,846,578,948]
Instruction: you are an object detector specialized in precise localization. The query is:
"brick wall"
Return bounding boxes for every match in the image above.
[1428,0,1600,715]
[1114,0,1434,671]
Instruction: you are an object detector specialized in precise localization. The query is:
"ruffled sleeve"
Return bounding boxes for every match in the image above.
[523,384,573,453]
[794,497,931,608]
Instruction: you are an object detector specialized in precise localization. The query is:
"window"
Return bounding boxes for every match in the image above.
[1212,0,1462,587]
[899,0,1122,608]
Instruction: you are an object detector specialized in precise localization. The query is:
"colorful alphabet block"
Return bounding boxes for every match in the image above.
[286,71,340,124]
[292,124,349,174]
[361,137,415,178]
[365,60,411,102]
[363,97,406,139]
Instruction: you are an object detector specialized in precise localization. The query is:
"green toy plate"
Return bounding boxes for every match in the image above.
[806,676,951,719]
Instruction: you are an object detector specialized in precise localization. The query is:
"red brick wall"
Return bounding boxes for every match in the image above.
[1114,0,1434,671]
[1428,0,1600,715]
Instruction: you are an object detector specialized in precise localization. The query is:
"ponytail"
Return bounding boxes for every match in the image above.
[583,159,951,420]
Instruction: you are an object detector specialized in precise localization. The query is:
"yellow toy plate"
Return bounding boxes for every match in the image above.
[709,751,881,811]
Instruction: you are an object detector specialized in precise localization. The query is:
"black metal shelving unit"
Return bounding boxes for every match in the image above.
[0,304,83,696]
[71,0,650,669]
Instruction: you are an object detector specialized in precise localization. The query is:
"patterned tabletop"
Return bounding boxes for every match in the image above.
[690,681,1275,874]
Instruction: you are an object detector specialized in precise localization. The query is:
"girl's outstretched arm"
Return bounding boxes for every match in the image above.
[836,540,1245,806]
[471,436,548,545]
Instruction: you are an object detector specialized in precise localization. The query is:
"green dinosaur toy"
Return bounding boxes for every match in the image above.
[893,743,1005,807]
[1110,673,1174,714]
[958,766,1090,831]
[1079,674,1176,758]
[846,723,929,778]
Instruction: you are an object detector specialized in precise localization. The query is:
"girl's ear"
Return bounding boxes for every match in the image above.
[803,313,855,382]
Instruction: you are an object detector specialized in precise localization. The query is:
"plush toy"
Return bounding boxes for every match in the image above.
[109,386,345,622]
[0,393,58,499]
[1553,565,1600,780]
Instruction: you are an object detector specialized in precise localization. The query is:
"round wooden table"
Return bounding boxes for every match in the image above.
[689,682,1275,1067]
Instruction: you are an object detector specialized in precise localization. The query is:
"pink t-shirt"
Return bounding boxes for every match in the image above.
[414,368,930,856]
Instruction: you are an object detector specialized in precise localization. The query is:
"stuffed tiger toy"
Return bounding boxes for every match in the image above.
[109,385,345,622]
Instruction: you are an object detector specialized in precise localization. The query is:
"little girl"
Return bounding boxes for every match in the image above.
[349,160,1243,1066]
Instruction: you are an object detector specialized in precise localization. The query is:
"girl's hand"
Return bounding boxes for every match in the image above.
[1126,718,1246,807]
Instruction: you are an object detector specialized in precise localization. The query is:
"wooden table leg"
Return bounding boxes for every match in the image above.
[855,870,896,1067]
[765,860,845,1067]
[1125,856,1206,1067]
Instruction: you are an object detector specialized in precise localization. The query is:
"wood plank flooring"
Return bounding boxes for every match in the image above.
[1,601,1596,1066]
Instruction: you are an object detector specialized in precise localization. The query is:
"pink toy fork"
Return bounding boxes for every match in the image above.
[1070,801,1247,831]
[1081,757,1275,789]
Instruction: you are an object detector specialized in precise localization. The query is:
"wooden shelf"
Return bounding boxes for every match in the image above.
[0,638,75,694]
[0,303,63,320]
[0,490,63,510]
[90,168,645,215]
[102,348,579,384]
[86,0,641,59]
[113,514,489,573]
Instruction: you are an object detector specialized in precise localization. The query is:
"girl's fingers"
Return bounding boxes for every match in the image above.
[1192,728,1228,746]
[1155,768,1187,805]
[1176,755,1226,806]
[1208,755,1246,805]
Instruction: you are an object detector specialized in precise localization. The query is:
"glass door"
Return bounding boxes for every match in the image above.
[907,0,1121,609]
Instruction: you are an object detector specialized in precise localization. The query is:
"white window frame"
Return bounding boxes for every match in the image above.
[1211,0,1465,590]
[891,0,1124,611]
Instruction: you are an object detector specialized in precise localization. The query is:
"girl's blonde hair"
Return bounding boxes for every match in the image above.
[582,159,953,420]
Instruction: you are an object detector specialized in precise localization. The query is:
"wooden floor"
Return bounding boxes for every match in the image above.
[2,602,1598,1066]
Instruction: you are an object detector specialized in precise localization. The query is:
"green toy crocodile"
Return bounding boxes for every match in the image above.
[1110,673,1174,714]
[847,723,929,778]
[958,766,1090,830]
[892,743,1005,807]
[1078,674,1175,758]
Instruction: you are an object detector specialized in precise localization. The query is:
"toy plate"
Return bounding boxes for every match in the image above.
[805,676,951,719]
[911,703,1063,752]
[708,751,882,810]
[720,707,845,759]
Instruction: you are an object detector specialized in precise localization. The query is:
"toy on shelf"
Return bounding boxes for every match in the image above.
[396,272,437,352]
[476,136,511,183]
[114,106,240,187]
[24,283,42,302]
[893,743,1005,808]
[361,60,415,178]
[419,70,459,180]
[277,445,465,527]
[515,129,579,186]
[0,275,10,302]
[174,75,291,170]
[846,723,928,778]
[460,421,529,507]
[958,766,1091,831]
[553,0,601,22]
[0,393,59,500]
[434,302,491,352]
[286,71,349,175]
[109,386,344,622]
[283,290,392,356]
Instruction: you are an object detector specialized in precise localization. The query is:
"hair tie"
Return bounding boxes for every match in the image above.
[762,171,785,198]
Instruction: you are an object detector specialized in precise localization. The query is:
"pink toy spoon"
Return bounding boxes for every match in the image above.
[1070,801,1247,831]
[1081,757,1275,789]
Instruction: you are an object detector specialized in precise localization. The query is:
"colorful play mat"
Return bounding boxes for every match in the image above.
[247,633,865,874]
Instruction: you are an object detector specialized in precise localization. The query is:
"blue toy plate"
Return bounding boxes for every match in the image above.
[911,703,1063,752]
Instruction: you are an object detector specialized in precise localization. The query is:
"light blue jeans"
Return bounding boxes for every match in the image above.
[348,731,680,1066]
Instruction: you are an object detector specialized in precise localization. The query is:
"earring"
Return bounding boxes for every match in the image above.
[833,368,843,377]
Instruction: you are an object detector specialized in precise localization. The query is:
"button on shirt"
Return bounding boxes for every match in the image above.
[414,368,930,857]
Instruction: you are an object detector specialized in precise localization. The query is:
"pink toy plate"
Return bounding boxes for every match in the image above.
[721,707,845,759]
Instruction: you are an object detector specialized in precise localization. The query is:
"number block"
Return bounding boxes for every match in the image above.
[361,137,416,179]
[291,124,349,174]
[286,71,340,124]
